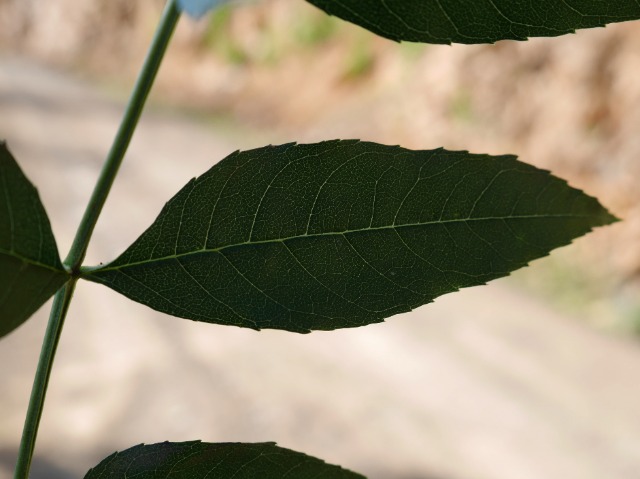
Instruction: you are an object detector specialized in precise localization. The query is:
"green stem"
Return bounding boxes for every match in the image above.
[14,2,181,478]
[64,0,181,272]
[14,280,77,479]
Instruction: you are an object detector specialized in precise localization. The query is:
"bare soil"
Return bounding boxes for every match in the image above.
[0,55,640,479]
[2,0,638,293]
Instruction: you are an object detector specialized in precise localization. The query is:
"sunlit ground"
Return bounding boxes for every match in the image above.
[1,2,640,478]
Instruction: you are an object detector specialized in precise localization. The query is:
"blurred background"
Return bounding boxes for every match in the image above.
[0,0,639,478]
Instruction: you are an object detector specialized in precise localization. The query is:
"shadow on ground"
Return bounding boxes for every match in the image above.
[0,449,75,479]
[0,449,455,479]
[0,449,452,479]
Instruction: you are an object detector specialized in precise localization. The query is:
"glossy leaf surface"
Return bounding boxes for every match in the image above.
[85,441,365,478]
[305,0,640,44]
[0,142,69,337]
[85,141,615,333]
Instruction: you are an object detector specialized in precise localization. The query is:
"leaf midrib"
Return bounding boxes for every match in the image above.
[0,247,66,274]
[88,213,593,273]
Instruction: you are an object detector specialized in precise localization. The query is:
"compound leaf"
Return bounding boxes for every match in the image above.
[84,441,365,478]
[0,142,69,337]
[304,0,640,44]
[85,140,615,333]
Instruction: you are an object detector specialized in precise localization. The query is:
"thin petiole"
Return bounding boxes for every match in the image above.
[14,280,77,479]
[64,0,181,272]
[14,2,182,478]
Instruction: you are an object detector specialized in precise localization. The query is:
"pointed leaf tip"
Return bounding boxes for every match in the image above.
[0,143,69,337]
[85,141,616,333]
[85,441,365,478]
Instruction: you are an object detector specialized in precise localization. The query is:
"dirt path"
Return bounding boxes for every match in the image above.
[1,55,639,479]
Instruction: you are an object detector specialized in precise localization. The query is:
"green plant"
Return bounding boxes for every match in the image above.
[294,9,339,46]
[2,0,636,477]
[341,34,376,80]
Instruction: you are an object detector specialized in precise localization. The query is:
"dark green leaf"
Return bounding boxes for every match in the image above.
[84,141,616,333]
[304,0,640,44]
[0,142,69,337]
[84,441,365,478]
